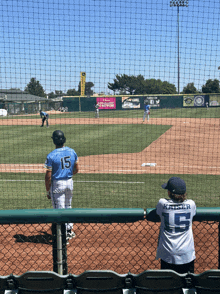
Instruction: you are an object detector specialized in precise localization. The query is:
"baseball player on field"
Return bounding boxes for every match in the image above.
[44,130,79,244]
[94,102,99,118]
[40,110,49,127]
[156,177,196,274]
[143,103,150,122]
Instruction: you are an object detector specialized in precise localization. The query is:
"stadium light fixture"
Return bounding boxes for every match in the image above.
[170,1,188,7]
[170,0,188,94]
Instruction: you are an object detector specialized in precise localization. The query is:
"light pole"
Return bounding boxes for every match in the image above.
[170,0,188,94]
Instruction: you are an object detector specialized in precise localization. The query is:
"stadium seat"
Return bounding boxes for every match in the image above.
[73,270,129,294]
[12,271,76,294]
[0,275,17,294]
[131,270,187,294]
[190,270,220,294]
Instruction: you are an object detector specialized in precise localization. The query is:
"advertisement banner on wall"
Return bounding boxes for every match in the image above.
[183,95,194,107]
[183,95,206,107]
[96,97,116,109]
[209,94,220,106]
[144,96,160,107]
[121,97,140,108]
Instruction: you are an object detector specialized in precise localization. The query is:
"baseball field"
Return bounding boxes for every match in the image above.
[0,107,219,275]
[0,108,219,209]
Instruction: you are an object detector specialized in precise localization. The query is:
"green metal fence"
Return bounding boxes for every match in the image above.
[0,208,219,276]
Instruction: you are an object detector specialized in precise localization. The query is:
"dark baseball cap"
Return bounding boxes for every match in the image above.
[162,177,186,195]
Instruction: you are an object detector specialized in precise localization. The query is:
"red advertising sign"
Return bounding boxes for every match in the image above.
[96,97,116,109]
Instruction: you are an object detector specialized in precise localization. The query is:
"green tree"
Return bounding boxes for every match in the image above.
[181,82,198,94]
[25,78,46,97]
[47,92,56,98]
[161,81,177,94]
[108,75,176,94]
[108,74,145,94]
[143,79,161,94]
[142,79,177,94]
[66,88,79,96]
[78,81,94,96]
[202,79,220,93]
[48,90,66,98]
[133,75,146,94]
[55,90,65,96]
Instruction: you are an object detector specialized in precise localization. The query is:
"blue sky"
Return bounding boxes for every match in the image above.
[0,0,219,94]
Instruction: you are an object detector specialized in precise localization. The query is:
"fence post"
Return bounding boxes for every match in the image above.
[57,224,63,275]
[62,223,68,274]
[52,223,68,274]
[52,223,57,273]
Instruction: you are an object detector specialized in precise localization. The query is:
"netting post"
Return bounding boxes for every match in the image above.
[52,223,68,274]
[61,223,68,274]
[57,224,63,274]
[52,223,57,273]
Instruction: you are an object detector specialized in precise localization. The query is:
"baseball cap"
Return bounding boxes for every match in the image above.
[162,177,186,195]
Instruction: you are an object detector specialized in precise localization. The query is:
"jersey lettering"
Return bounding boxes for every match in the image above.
[163,204,190,210]
[162,212,191,233]
[61,156,71,170]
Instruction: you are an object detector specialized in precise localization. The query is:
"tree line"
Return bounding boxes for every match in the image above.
[23,76,220,98]
[24,78,95,98]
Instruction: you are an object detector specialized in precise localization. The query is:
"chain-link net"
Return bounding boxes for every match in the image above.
[0,0,220,279]
[0,220,218,276]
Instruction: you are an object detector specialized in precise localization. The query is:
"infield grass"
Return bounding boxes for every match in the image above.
[0,173,219,210]
[0,124,171,163]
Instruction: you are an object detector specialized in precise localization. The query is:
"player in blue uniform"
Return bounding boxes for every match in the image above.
[40,111,49,127]
[45,130,79,243]
[156,177,196,274]
[143,104,150,122]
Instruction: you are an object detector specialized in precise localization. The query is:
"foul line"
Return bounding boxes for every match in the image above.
[0,180,144,184]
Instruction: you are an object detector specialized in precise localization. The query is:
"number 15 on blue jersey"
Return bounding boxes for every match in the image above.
[61,156,71,169]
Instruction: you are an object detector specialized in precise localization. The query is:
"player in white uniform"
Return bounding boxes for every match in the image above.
[156,177,196,274]
[44,130,79,243]
[94,102,99,118]
[143,104,150,122]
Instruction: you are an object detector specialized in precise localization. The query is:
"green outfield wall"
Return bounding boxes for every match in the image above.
[62,94,219,112]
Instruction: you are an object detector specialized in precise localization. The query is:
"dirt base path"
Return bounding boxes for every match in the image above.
[0,117,220,175]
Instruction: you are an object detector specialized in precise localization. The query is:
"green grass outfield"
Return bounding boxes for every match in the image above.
[0,107,220,210]
[2,107,220,119]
